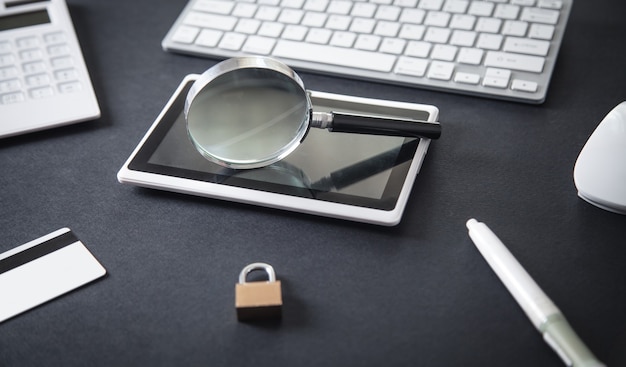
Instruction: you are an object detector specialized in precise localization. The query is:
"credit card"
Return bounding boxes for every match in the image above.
[0,228,106,323]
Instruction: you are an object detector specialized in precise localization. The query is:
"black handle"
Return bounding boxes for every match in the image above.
[329,112,441,140]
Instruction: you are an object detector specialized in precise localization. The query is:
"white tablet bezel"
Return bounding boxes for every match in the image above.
[117,74,439,226]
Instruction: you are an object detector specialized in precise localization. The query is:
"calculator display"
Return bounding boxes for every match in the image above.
[0,10,50,32]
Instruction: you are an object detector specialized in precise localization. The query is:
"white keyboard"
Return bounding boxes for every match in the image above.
[163,0,572,103]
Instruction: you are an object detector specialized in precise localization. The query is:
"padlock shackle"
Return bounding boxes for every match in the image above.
[238,262,276,284]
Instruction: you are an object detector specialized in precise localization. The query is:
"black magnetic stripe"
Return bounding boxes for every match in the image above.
[0,230,79,275]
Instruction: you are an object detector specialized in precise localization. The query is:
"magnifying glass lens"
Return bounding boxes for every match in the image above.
[187,68,309,168]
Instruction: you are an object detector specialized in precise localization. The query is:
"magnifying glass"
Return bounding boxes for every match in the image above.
[185,57,441,169]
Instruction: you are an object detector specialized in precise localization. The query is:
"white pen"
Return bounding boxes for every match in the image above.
[466,218,605,367]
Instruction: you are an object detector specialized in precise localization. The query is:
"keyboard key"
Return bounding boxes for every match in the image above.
[278,9,304,24]
[443,0,470,14]
[327,0,352,14]
[427,61,455,80]
[468,1,494,16]
[302,12,327,27]
[350,18,376,33]
[306,28,332,43]
[538,0,562,9]
[503,36,550,56]
[406,41,432,58]
[521,7,559,24]
[218,32,247,50]
[242,35,276,54]
[374,21,401,37]
[303,0,329,12]
[457,47,483,64]
[282,25,308,41]
[483,67,510,88]
[431,44,457,61]
[273,39,397,72]
[351,2,376,18]
[424,11,451,27]
[233,3,258,17]
[424,27,451,43]
[379,38,407,54]
[399,24,426,40]
[475,17,502,33]
[511,79,538,92]
[375,5,402,21]
[327,14,351,30]
[395,56,429,77]
[172,26,200,44]
[259,22,284,37]
[502,20,528,36]
[400,8,426,24]
[330,31,357,47]
[454,72,480,84]
[476,33,503,50]
[196,29,223,47]
[449,14,476,30]
[354,34,381,50]
[193,0,235,14]
[450,30,476,47]
[484,51,544,72]
[494,4,520,19]
[235,18,262,34]
[419,0,444,11]
[528,23,555,40]
[256,6,281,21]
[281,0,305,8]
[184,11,237,31]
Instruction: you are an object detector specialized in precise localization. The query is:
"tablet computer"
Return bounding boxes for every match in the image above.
[117,74,439,226]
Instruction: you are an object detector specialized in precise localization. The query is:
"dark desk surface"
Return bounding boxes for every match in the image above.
[1,1,625,366]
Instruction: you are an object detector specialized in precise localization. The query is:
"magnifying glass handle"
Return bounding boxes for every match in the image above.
[313,112,441,140]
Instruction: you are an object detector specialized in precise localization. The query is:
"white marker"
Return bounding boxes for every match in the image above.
[466,218,605,367]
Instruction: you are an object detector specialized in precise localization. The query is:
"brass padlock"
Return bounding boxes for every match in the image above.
[235,263,282,321]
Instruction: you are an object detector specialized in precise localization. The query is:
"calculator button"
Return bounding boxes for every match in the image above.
[0,41,11,53]
[16,36,40,49]
[23,61,47,74]
[44,31,67,44]
[0,66,19,79]
[48,44,70,57]
[29,86,55,99]
[50,55,74,68]
[54,68,78,81]
[58,81,82,94]
[0,53,16,66]
[19,48,44,62]
[0,79,21,93]
[26,73,51,87]
[1,91,25,104]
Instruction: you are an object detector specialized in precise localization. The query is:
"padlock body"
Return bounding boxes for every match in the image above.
[235,280,282,321]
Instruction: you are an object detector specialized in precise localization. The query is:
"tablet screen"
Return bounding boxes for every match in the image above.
[127,79,429,210]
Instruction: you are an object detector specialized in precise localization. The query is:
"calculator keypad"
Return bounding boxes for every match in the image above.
[0,31,82,105]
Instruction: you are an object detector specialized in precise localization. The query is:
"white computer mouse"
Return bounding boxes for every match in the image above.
[574,101,626,214]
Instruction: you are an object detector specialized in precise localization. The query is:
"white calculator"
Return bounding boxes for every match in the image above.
[0,0,100,138]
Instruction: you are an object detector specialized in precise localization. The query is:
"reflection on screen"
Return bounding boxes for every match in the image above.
[148,111,408,200]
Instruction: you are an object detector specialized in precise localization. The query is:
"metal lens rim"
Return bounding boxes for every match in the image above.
[184,57,312,169]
